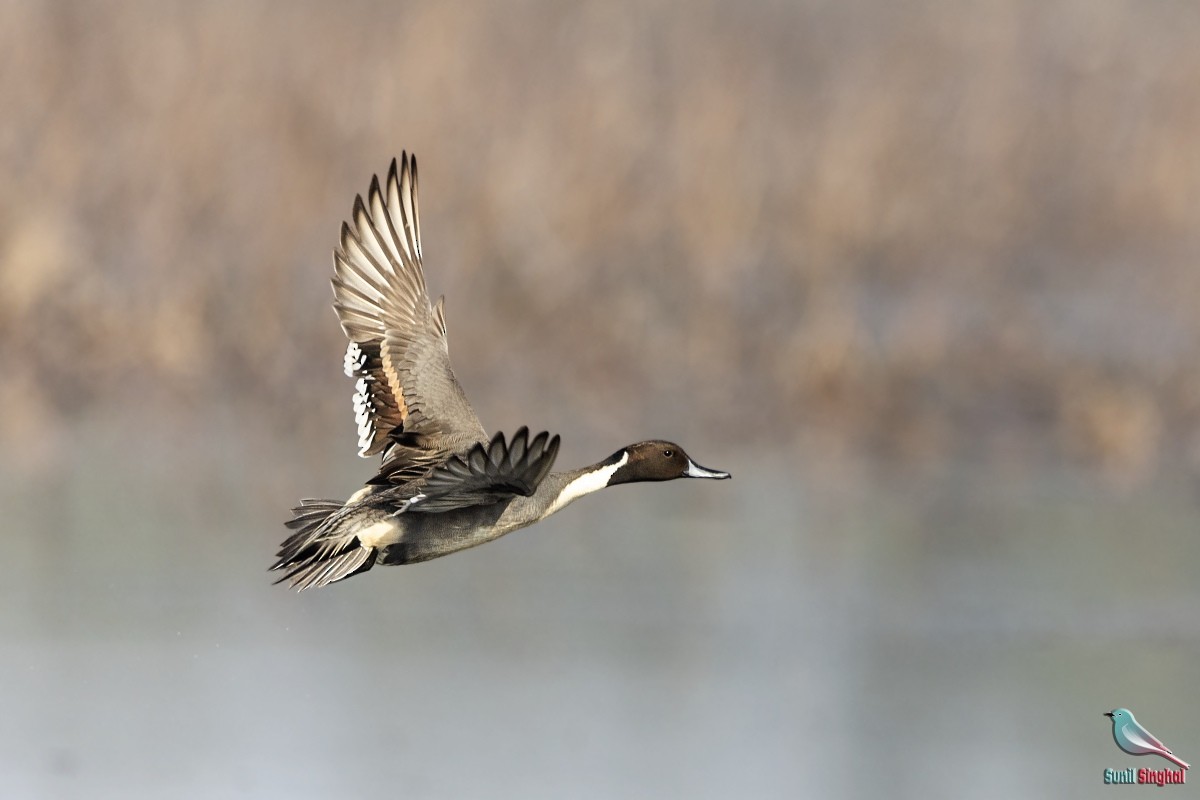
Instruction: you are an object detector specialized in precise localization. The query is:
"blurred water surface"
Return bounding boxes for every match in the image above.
[3,414,1197,799]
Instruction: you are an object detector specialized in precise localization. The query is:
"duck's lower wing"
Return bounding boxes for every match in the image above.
[400,427,561,513]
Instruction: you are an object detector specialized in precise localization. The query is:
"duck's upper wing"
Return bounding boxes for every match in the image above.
[332,154,486,459]
[399,427,562,513]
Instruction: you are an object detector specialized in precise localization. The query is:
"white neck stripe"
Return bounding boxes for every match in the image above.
[542,452,628,519]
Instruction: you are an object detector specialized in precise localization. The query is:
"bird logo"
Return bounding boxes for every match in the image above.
[1105,709,1190,770]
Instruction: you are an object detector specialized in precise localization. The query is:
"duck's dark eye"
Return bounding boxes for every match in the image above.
[664,449,674,458]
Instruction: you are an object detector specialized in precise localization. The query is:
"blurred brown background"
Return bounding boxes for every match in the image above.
[3,3,1200,798]
[5,0,1200,483]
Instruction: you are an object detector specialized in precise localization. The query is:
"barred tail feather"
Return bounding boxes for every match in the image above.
[275,547,377,591]
[271,499,376,591]
[284,499,344,532]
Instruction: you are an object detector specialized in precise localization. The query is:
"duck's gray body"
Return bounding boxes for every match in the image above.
[272,154,729,590]
[329,466,607,566]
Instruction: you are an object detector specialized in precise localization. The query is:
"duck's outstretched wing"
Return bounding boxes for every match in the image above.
[332,153,486,461]
[399,427,561,513]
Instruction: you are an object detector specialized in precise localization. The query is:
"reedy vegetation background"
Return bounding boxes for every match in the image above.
[2,0,1199,484]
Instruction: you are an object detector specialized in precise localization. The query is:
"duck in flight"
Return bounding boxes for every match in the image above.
[272,154,731,590]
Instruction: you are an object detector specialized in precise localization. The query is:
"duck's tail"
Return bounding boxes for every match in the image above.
[270,499,377,591]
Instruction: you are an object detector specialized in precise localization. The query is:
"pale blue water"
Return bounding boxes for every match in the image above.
[2,415,1198,798]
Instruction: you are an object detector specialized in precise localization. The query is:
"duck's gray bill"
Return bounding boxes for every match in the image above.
[684,460,731,479]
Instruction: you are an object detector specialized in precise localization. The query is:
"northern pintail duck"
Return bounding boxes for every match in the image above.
[272,154,730,590]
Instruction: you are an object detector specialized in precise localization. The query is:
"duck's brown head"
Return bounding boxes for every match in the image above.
[606,441,731,485]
